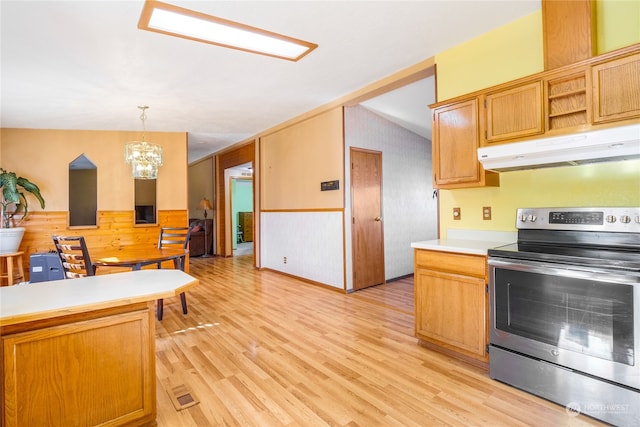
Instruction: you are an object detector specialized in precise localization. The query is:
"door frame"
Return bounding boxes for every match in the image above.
[228,175,254,255]
[215,141,255,259]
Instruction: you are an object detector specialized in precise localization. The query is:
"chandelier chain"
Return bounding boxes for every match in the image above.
[125,105,162,179]
[138,105,149,141]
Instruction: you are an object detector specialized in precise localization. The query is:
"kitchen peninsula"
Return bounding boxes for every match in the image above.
[411,230,515,367]
[0,269,198,427]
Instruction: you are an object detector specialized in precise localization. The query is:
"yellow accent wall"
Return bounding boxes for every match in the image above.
[439,160,640,233]
[596,0,640,53]
[435,10,543,101]
[434,0,640,238]
[435,1,640,102]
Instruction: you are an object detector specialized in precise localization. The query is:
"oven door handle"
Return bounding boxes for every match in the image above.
[488,258,640,285]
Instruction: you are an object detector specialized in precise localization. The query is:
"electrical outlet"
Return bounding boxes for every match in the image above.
[483,206,492,220]
[453,207,461,220]
[283,256,287,264]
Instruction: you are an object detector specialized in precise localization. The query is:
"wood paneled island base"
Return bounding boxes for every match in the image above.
[0,270,198,427]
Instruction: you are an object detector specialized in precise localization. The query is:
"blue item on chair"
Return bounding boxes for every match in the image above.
[30,251,65,282]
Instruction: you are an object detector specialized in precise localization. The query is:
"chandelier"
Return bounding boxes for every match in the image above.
[124,106,163,179]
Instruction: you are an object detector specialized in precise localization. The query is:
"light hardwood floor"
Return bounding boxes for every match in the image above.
[154,255,605,426]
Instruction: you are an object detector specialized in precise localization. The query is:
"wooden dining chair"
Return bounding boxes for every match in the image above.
[156,227,191,320]
[52,235,97,279]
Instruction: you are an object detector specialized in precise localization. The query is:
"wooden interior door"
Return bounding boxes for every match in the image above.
[351,148,385,291]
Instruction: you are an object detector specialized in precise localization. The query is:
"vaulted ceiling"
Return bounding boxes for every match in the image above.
[1,1,539,163]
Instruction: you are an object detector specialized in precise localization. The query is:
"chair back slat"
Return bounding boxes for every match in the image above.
[52,235,96,279]
[154,227,192,320]
[157,227,190,272]
[158,227,191,250]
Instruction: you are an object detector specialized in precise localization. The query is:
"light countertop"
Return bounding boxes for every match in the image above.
[0,269,198,326]
[411,229,516,256]
[411,239,512,255]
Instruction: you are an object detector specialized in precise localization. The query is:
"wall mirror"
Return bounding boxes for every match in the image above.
[69,154,98,227]
[134,179,157,224]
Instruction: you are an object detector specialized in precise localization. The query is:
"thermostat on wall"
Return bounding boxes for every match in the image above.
[321,180,339,191]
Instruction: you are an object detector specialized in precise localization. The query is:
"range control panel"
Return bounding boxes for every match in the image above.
[516,207,640,232]
[549,211,604,225]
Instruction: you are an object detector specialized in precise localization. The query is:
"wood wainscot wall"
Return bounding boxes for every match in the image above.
[18,209,189,280]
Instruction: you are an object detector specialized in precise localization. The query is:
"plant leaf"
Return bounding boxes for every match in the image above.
[2,172,20,204]
[16,177,45,209]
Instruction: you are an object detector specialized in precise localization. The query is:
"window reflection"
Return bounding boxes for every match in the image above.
[135,179,157,224]
[69,154,97,226]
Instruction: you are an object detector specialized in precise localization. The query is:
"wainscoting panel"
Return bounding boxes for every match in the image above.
[17,210,189,281]
[260,211,344,289]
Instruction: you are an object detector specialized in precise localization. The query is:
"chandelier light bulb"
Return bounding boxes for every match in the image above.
[124,106,163,179]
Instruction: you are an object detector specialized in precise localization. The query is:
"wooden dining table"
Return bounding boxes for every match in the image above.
[93,247,190,321]
[93,247,188,271]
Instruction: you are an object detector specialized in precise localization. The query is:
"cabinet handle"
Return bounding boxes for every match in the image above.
[374,216,382,222]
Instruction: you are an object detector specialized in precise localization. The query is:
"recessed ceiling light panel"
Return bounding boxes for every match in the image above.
[138,0,318,61]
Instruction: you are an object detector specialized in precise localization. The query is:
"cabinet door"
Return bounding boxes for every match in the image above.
[592,53,640,124]
[2,308,156,427]
[432,99,496,188]
[483,81,543,144]
[415,268,487,360]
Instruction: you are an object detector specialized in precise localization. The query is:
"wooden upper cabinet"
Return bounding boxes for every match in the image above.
[545,66,590,133]
[482,81,544,145]
[432,99,499,189]
[543,0,595,70]
[429,44,638,188]
[592,52,640,124]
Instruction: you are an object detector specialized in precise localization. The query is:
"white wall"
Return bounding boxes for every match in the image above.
[261,211,344,289]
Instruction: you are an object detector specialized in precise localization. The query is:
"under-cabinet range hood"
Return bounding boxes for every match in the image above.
[477,123,640,172]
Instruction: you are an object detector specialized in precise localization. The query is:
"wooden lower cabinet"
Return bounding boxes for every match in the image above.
[414,249,489,367]
[1,303,156,427]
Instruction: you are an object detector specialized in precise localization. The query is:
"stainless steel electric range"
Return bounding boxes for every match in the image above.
[487,207,640,426]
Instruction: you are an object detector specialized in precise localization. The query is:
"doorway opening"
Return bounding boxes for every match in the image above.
[344,73,438,292]
[225,163,254,257]
[215,142,255,259]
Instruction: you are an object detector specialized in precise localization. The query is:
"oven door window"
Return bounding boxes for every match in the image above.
[494,269,634,366]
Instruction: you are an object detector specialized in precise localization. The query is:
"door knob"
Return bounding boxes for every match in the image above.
[374,216,381,221]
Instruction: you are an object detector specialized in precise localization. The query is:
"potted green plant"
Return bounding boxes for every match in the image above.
[0,168,45,253]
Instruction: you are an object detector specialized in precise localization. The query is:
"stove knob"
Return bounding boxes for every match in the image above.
[636,216,640,224]
[606,215,617,223]
[519,214,528,222]
[620,215,631,224]
[528,214,537,222]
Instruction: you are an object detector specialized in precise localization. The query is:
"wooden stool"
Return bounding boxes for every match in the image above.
[0,251,25,286]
